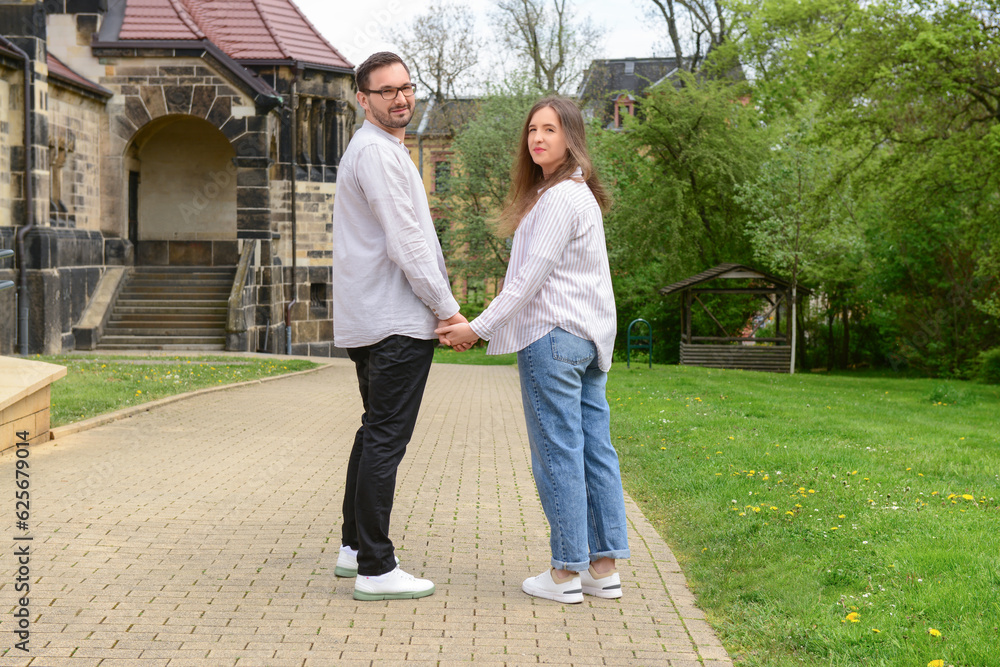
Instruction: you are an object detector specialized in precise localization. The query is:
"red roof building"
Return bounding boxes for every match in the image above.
[47,53,114,99]
[114,0,351,71]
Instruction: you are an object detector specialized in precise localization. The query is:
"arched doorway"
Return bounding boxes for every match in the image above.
[125,115,238,266]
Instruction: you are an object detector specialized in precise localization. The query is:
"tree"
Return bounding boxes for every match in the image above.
[735,124,863,372]
[589,71,769,360]
[395,2,482,103]
[491,0,604,94]
[733,0,1000,375]
[646,0,734,72]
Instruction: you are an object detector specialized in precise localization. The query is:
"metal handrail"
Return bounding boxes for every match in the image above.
[626,318,652,369]
[1,248,14,291]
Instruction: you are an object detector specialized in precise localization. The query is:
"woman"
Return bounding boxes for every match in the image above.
[436,97,629,604]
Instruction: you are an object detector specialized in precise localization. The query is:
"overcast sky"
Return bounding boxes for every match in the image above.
[293,0,667,77]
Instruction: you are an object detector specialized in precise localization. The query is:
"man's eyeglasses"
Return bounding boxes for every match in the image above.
[363,84,417,100]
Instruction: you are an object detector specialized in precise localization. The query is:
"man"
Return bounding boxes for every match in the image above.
[331,52,465,601]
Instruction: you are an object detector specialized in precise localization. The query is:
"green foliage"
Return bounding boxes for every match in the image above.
[729,0,1000,375]
[589,72,770,360]
[977,347,1000,385]
[927,383,974,406]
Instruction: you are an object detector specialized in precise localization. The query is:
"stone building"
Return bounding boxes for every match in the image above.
[0,0,356,356]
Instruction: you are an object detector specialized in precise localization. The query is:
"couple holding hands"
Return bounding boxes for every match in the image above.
[331,52,629,604]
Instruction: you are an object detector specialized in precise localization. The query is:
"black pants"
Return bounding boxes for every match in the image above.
[342,335,436,576]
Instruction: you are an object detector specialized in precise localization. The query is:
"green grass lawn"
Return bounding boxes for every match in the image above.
[607,365,999,667]
[433,345,516,365]
[38,355,319,427]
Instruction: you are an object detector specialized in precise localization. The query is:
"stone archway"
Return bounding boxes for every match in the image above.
[125,115,238,266]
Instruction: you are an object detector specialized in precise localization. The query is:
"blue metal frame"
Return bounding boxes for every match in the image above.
[626,318,652,368]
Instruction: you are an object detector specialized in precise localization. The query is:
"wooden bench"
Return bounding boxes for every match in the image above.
[680,343,792,373]
[1,356,67,452]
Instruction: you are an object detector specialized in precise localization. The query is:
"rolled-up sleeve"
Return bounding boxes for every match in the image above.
[354,145,460,320]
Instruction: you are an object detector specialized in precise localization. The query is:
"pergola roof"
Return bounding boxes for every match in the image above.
[660,263,812,296]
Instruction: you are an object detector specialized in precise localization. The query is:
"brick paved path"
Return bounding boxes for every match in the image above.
[1,360,732,666]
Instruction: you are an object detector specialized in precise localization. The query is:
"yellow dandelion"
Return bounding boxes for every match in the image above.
[871,628,880,633]
[785,511,794,515]
[928,661,944,667]
[838,514,846,519]
[962,494,974,501]
[845,612,859,623]
[831,526,839,530]
[928,628,942,637]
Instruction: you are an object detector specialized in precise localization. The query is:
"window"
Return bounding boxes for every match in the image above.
[434,160,452,194]
[624,61,635,76]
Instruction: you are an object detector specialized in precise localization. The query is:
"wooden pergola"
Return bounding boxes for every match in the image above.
[660,263,812,373]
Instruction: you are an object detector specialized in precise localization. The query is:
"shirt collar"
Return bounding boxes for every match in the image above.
[362,119,407,148]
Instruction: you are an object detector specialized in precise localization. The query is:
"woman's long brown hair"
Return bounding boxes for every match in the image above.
[496,96,610,238]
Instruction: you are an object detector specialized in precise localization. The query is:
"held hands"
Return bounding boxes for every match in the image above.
[437,312,475,352]
[435,321,480,353]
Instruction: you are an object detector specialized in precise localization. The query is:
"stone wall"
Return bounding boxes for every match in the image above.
[0,69,15,229]
[48,81,105,231]
[96,56,262,240]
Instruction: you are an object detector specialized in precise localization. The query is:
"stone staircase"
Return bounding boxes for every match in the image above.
[97,266,236,351]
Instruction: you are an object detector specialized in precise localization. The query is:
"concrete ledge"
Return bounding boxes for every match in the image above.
[72,266,128,350]
[0,356,68,452]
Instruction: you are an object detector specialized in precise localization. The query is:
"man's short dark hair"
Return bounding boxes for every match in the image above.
[356,52,411,93]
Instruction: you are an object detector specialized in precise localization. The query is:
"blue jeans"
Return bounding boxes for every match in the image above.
[517,328,630,571]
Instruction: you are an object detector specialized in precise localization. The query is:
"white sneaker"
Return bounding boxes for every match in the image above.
[580,565,622,598]
[521,569,583,604]
[353,566,435,600]
[334,546,398,578]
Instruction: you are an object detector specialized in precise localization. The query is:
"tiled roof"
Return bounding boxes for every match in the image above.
[119,0,205,40]
[660,264,813,296]
[413,98,480,136]
[47,53,114,98]
[117,0,352,71]
[577,58,684,101]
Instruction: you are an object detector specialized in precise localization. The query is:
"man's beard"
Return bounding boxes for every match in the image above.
[370,102,413,129]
